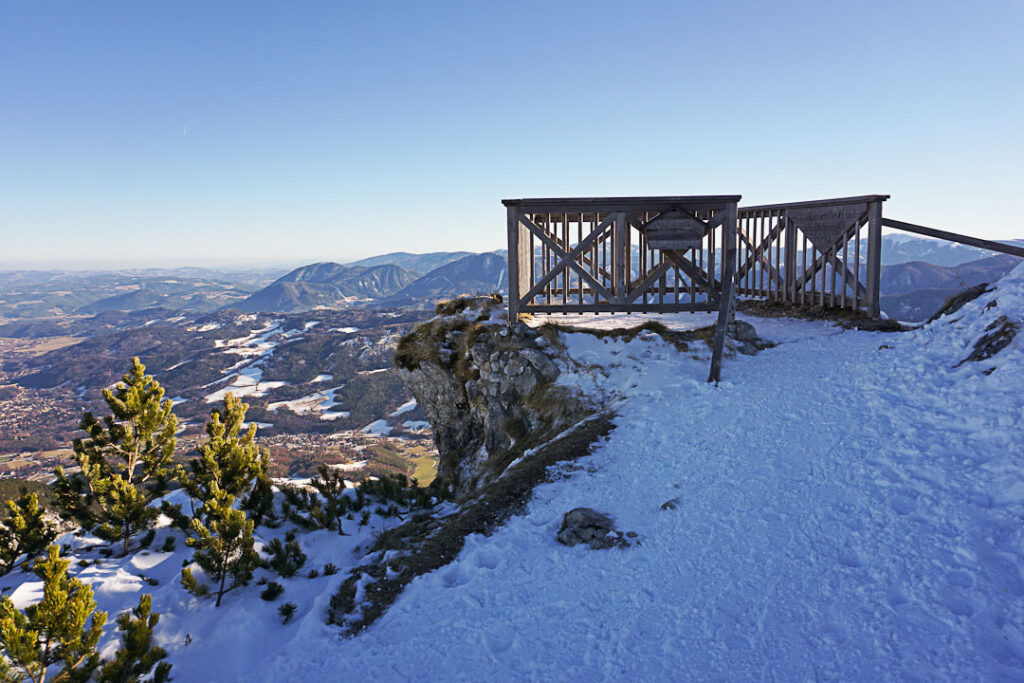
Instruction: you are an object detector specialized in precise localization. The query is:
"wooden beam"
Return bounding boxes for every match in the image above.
[519,215,615,304]
[881,218,1024,259]
[523,302,717,314]
[662,249,721,301]
[518,214,616,304]
[613,212,628,303]
[735,227,784,288]
[709,202,737,383]
[865,200,883,318]
[626,259,673,303]
[507,206,520,324]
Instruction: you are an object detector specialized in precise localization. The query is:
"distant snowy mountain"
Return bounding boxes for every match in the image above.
[379,253,508,306]
[881,233,1024,266]
[233,263,418,312]
[345,251,474,274]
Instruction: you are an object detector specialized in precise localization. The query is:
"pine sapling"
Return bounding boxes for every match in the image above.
[0,489,57,575]
[57,357,178,556]
[278,602,297,625]
[96,593,172,683]
[181,486,259,607]
[310,465,351,535]
[0,546,107,682]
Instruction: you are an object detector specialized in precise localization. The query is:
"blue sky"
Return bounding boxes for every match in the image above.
[2,1,1022,268]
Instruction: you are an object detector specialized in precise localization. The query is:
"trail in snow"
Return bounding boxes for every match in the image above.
[251,298,1024,680]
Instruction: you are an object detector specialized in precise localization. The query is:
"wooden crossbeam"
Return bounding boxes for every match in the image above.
[736,227,784,288]
[662,249,720,301]
[734,214,785,281]
[519,215,615,304]
[518,214,616,304]
[793,216,867,296]
[794,241,865,297]
[625,259,674,303]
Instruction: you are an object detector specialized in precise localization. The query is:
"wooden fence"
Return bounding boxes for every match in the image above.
[502,196,739,317]
[502,193,1024,381]
[736,195,888,317]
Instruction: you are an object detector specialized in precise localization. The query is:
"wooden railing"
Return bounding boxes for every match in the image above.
[501,193,1022,381]
[502,195,740,381]
[736,195,888,317]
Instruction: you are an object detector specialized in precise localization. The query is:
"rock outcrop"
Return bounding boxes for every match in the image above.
[395,297,593,496]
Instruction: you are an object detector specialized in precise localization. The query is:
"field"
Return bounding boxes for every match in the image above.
[0,336,82,357]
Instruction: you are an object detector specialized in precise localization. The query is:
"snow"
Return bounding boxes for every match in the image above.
[329,461,368,472]
[311,374,333,383]
[359,419,392,435]
[8,265,1024,681]
[390,399,417,416]
[266,385,345,415]
[257,271,1024,680]
[330,326,360,334]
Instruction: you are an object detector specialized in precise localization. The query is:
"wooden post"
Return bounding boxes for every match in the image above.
[783,214,797,304]
[507,206,520,324]
[708,201,737,383]
[865,199,883,318]
[613,212,628,303]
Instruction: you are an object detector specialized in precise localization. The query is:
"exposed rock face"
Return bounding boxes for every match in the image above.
[396,300,593,496]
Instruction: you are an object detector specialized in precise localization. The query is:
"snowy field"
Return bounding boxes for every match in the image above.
[6,265,1024,681]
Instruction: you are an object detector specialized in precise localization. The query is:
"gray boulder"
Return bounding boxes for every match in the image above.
[556,508,626,550]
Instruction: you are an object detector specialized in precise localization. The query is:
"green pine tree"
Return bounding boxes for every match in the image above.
[95,594,171,683]
[240,467,278,529]
[0,490,58,575]
[57,358,177,556]
[182,394,267,504]
[0,546,107,683]
[181,486,259,607]
[310,465,349,536]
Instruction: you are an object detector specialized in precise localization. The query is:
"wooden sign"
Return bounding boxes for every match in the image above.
[788,203,866,252]
[643,216,705,251]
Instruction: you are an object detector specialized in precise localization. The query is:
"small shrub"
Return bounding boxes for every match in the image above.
[265,538,307,578]
[359,510,371,527]
[307,569,319,579]
[138,529,156,549]
[322,563,338,576]
[161,536,176,553]
[278,602,297,624]
[261,581,284,601]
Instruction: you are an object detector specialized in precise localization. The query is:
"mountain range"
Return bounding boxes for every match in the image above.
[233,253,506,313]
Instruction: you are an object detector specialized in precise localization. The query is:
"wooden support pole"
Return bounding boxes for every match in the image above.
[709,201,737,384]
[507,206,520,324]
[784,215,797,304]
[613,212,628,303]
[865,199,883,319]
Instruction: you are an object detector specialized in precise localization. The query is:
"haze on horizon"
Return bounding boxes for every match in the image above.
[2,1,1023,269]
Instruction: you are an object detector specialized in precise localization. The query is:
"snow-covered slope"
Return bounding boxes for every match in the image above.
[256,266,1024,680]
[7,264,1024,681]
